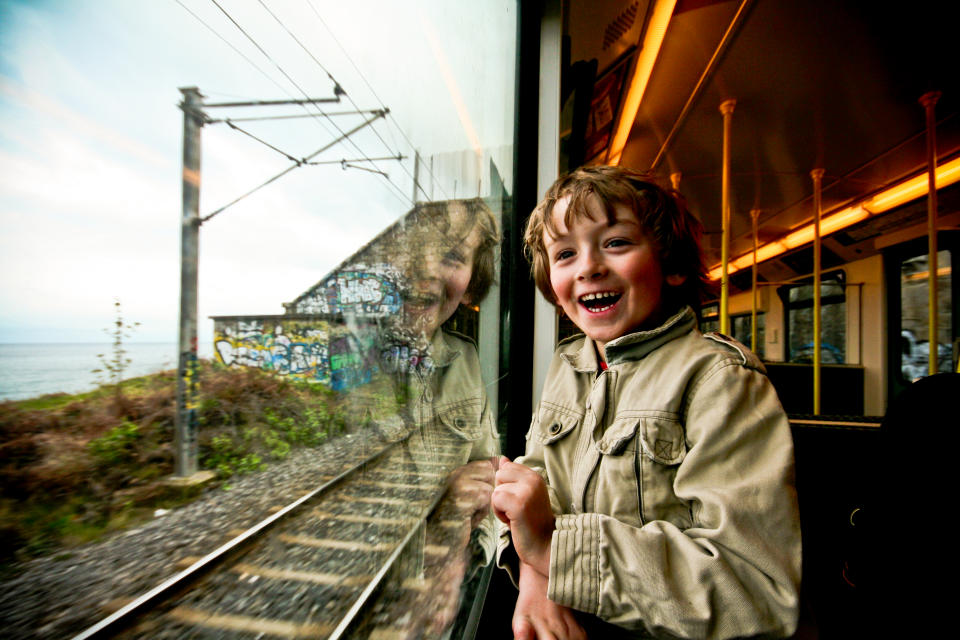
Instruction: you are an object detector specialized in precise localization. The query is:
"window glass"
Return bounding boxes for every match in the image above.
[698,306,765,358]
[780,273,846,364]
[731,313,765,359]
[0,1,515,636]
[900,249,953,381]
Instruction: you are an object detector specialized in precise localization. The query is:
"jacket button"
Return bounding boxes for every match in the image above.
[454,417,466,428]
[549,423,562,435]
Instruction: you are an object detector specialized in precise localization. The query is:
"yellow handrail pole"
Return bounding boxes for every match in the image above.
[719,99,736,335]
[920,91,941,376]
[811,168,825,415]
[751,209,761,353]
[670,171,682,191]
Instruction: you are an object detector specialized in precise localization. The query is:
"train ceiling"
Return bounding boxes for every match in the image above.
[564,0,958,281]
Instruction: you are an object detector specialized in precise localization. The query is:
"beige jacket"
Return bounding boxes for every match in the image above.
[498,308,801,638]
[388,329,500,561]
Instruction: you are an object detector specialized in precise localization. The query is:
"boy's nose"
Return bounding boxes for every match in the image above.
[576,250,607,280]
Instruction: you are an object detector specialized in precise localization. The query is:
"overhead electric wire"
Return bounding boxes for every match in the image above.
[225,120,302,164]
[179,0,423,213]
[204,0,414,210]
[202,109,388,224]
[174,0,292,99]
[303,0,449,203]
[254,0,406,199]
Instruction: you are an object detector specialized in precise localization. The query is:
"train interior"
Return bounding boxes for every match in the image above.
[479,1,958,637]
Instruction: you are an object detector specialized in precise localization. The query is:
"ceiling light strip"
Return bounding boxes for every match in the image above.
[606,0,677,166]
[708,155,960,280]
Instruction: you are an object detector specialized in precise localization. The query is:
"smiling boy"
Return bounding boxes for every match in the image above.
[492,167,801,639]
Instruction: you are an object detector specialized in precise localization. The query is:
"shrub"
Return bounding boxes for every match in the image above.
[88,420,140,466]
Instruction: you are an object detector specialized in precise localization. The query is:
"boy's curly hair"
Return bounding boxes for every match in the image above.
[523,166,714,314]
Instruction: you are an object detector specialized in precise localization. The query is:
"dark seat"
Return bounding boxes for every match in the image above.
[844,373,959,636]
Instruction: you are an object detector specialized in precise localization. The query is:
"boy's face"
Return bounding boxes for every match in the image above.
[400,221,480,341]
[544,195,684,357]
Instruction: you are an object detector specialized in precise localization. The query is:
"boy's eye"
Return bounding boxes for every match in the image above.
[442,249,466,265]
[555,249,574,262]
[606,238,630,248]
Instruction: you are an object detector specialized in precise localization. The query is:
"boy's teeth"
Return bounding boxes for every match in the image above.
[580,292,617,302]
[579,291,621,311]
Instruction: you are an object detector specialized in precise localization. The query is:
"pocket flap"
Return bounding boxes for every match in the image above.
[534,406,581,445]
[638,417,686,465]
[438,402,482,440]
[595,417,640,455]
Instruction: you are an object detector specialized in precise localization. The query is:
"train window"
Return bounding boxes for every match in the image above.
[699,305,766,359]
[779,272,847,364]
[899,249,953,381]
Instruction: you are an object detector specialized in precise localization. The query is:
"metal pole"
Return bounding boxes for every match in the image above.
[750,208,760,353]
[719,99,736,335]
[811,168,824,415]
[176,87,203,477]
[920,91,941,376]
[412,150,421,205]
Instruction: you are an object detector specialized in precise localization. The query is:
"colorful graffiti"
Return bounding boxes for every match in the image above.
[290,266,402,318]
[379,343,433,376]
[213,318,382,391]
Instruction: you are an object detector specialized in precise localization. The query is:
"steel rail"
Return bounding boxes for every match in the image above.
[71,438,402,640]
[327,483,450,640]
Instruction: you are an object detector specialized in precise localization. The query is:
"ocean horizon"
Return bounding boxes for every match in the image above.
[0,342,215,402]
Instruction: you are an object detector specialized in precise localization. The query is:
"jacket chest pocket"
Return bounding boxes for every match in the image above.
[437,399,483,441]
[531,405,583,509]
[635,415,690,527]
[593,414,690,528]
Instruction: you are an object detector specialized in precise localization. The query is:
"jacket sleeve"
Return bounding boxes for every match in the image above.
[547,361,802,639]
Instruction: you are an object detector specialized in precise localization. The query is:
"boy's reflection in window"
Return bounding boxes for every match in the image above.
[374,199,500,633]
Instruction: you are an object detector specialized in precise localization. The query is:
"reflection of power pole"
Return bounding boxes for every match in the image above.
[412,151,421,204]
[172,86,400,478]
[175,86,202,477]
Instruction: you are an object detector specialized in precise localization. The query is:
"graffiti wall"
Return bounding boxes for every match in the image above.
[213,316,380,391]
[287,264,402,317]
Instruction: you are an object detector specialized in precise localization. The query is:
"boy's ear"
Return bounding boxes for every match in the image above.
[459,291,473,306]
[666,273,687,287]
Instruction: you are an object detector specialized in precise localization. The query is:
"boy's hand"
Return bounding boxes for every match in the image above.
[446,459,496,530]
[492,458,555,577]
[513,562,586,640]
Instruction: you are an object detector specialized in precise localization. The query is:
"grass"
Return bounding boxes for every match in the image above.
[0,362,348,572]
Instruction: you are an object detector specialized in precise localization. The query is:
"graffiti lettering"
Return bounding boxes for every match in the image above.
[290,266,402,318]
[213,317,385,391]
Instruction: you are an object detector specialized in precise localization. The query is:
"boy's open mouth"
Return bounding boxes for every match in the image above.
[403,291,441,311]
[579,291,621,313]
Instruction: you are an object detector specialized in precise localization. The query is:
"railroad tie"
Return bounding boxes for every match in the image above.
[231,562,371,587]
[277,533,392,552]
[166,606,333,638]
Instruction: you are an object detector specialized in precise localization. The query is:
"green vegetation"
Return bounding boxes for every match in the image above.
[0,363,347,571]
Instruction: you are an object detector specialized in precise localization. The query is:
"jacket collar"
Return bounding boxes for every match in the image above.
[559,306,697,372]
[430,328,465,368]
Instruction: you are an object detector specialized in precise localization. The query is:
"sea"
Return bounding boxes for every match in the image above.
[0,343,215,402]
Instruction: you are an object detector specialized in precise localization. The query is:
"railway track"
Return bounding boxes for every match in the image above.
[72,430,488,640]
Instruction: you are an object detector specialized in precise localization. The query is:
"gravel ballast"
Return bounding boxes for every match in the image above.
[0,431,384,639]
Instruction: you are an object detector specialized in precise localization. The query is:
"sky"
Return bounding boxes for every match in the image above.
[0,0,516,344]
